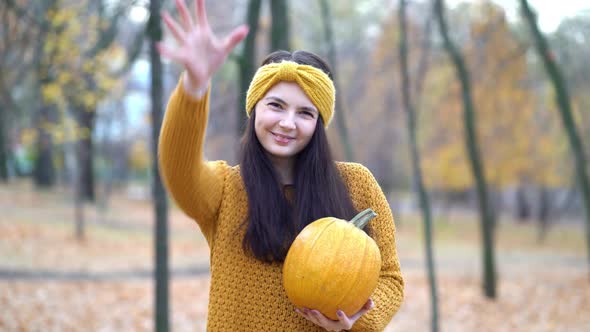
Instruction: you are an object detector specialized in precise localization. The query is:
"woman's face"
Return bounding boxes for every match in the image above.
[254,81,319,164]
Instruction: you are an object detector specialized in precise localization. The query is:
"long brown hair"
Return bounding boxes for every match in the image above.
[239,50,358,263]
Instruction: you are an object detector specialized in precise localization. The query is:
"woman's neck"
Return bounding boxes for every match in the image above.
[268,155,295,185]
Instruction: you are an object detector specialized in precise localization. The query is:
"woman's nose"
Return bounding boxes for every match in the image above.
[279,114,296,130]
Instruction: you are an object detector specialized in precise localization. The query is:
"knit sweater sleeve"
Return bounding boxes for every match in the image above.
[158,77,229,244]
[343,163,404,332]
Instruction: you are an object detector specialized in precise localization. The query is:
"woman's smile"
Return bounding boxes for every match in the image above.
[272,132,296,144]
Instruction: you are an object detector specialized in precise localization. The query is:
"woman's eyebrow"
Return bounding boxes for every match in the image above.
[264,96,287,105]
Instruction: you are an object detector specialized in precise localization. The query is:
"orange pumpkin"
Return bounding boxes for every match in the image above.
[282,208,381,320]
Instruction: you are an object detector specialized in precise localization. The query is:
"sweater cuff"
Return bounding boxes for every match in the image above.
[175,73,211,107]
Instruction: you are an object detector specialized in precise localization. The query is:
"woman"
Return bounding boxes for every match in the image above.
[157,0,404,330]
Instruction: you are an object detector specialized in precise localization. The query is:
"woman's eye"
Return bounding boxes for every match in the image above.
[268,102,282,110]
[301,111,314,118]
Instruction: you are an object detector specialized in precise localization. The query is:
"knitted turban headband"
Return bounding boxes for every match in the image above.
[245,60,335,128]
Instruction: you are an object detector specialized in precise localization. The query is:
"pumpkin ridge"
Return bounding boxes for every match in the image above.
[332,232,368,316]
[315,219,349,314]
[289,218,336,306]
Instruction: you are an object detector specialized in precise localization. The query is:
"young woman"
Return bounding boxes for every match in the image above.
[157,0,404,330]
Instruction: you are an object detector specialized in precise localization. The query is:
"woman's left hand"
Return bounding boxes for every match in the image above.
[295,299,374,331]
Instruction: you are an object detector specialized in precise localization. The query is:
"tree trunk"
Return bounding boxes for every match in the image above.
[537,186,550,243]
[32,0,58,189]
[520,0,590,278]
[434,0,497,298]
[71,141,85,241]
[318,0,354,161]
[399,1,439,330]
[74,104,97,202]
[33,105,56,188]
[238,0,262,137]
[0,107,7,181]
[148,0,169,330]
[74,192,85,240]
[73,126,92,240]
[270,0,290,51]
[515,185,530,222]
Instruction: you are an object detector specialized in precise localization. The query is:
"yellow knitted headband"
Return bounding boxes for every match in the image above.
[245,61,335,128]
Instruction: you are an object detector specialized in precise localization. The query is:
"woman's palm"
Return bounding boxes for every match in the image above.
[159,0,248,88]
[173,26,222,85]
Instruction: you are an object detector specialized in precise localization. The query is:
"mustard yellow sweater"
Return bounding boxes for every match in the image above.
[158,79,404,331]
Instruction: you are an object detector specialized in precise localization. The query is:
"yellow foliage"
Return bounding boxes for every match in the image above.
[417,1,569,190]
[52,130,65,145]
[57,72,71,85]
[129,140,150,173]
[82,92,97,109]
[51,8,75,26]
[82,62,95,74]
[61,117,80,142]
[37,0,128,154]
[42,83,64,104]
[20,128,37,147]
[102,44,127,73]
[77,126,91,140]
[42,0,125,115]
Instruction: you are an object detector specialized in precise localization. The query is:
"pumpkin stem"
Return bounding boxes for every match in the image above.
[350,208,378,230]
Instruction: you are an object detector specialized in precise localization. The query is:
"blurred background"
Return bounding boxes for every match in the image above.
[1,0,589,331]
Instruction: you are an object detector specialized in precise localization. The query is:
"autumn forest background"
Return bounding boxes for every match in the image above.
[1,0,589,331]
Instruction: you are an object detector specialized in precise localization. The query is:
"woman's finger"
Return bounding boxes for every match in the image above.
[311,310,345,331]
[156,42,184,63]
[349,299,374,322]
[299,308,319,326]
[175,0,194,30]
[194,0,209,29]
[336,310,353,329]
[161,11,186,44]
[222,25,249,54]
[306,309,323,327]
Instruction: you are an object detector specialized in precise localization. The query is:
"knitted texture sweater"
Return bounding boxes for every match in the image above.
[158,79,404,331]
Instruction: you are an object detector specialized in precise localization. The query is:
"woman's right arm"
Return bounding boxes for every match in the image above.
[156,0,248,241]
[158,75,221,241]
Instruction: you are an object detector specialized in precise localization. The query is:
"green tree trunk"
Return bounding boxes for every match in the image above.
[33,0,58,189]
[537,186,550,244]
[0,107,7,181]
[399,1,439,330]
[520,0,590,276]
[515,185,530,222]
[318,0,354,161]
[434,0,497,298]
[75,101,97,202]
[73,140,85,241]
[270,0,290,51]
[1,1,39,182]
[33,105,56,188]
[238,0,262,137]
[148,0,169,330]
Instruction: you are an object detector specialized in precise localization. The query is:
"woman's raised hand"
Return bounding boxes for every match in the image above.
[158,0,249,93]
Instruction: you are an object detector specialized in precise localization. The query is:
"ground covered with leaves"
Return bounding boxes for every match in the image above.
[1,181,588,331]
